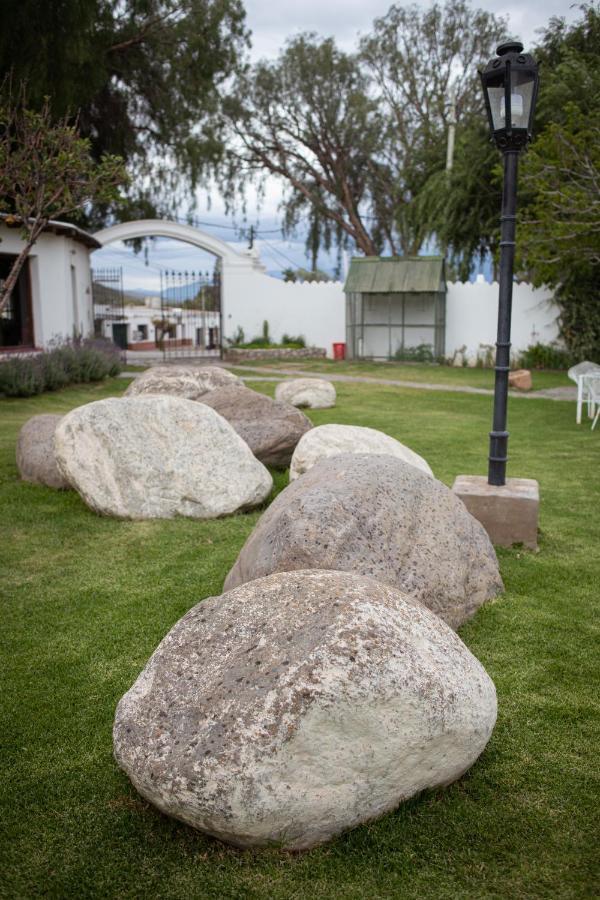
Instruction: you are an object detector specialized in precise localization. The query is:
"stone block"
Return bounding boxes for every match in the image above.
[452,475,539,550]
[509,369,533,391]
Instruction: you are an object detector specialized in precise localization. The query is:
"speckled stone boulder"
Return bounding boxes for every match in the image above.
[16,414,70,489]
[225,454,503,629]
[275,378,336,409]
[54,396,272,519]
[113,569,497,850]
[201,384,312,468]
[125,365,240,400]
[290,423,433,481]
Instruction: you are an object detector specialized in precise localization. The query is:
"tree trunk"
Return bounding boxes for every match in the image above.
[0,225,45,314]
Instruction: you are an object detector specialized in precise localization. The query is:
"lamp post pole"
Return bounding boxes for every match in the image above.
[488,149,518,486]
[453,41,540,549]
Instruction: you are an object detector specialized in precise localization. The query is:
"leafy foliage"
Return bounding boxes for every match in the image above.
[0,0,248,224]
[0,86,126,311]
[517,342,575,370]
[518,5,600,360]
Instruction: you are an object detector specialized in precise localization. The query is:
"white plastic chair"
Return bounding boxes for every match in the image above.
[584,375,600,430]
[568,361,600,424]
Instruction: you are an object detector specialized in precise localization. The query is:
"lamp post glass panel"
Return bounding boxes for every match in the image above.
[480,42,539,486]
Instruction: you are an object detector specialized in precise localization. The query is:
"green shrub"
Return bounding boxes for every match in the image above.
[0,338,122,398]
[394,343,435,363]
[0,357,45,397]
[281,334,306,348]
[518,342,574,370]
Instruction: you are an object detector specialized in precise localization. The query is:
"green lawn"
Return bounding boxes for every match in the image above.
[228,358,571,391]
[1,375,598,899]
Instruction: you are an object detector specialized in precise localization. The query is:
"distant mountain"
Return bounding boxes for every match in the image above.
[161,280,220,304]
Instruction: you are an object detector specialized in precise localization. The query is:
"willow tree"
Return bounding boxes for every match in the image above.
[0,0,248,225]
[220,1,505,262]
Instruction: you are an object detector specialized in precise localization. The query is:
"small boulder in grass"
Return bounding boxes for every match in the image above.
[113,569,498,851]
[125,365,240,400]
[509,369,532,391]
[201,383,312,468]
[225,453,503,630]
[16,414,70,489]
[54,396,272,519]
[275,377,336,409]
[289,423,433,481]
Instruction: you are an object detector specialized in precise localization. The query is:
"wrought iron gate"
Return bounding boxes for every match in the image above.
[91,267,127,347]
[158,266,222,361]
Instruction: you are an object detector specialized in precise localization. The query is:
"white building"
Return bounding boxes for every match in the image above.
[95,295,221,353]
[0,216,98,351]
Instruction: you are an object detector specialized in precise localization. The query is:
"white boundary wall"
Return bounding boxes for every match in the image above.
[224,270,560,361]
[445,278,559,362]
[223,270,346,357]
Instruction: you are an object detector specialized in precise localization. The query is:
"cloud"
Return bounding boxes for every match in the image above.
[244,0,580,60]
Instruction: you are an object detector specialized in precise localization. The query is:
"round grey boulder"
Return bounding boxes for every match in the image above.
[113,570,497,850]
[275,378,336,409]
[225,454,503,629]
[16,414,70,489]
[125,365,240,400]
[54,396,272,519]
[290,423,433,480]
[201,384,312,468]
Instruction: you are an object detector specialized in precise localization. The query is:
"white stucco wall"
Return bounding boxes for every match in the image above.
[0,222,94,347]
[223,270,346,357]
[223,269,560,362]
[445,278,560,361]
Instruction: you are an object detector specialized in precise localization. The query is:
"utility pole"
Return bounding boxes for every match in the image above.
[446,87,457,172]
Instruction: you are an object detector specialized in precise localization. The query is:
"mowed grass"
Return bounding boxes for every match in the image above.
[1,374,598,899]
[228,357,571,391]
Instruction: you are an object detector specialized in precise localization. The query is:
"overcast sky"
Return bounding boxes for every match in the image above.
[93,0,578,286]
[244,0,577,59]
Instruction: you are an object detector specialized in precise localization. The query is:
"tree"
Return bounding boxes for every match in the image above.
[220,2,505,262]
[519,105,600,359]
[422,3,600,287]
[0,0,248,225]
[0,88,126,313]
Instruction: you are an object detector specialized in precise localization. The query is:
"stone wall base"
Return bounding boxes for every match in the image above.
[223,347,326,363]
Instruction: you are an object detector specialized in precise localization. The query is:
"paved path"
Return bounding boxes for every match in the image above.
[118,361,576,402]
[224,364,577,402]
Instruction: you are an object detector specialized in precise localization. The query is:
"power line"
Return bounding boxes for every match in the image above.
[257,238,301,270]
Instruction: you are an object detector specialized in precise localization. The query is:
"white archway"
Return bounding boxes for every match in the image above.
[92,218,268,353]
[93,218,262,271]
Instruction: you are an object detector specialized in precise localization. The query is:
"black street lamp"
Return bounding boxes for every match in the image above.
[480,41,539,486]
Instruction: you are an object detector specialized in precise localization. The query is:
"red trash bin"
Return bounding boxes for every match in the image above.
[332,342,346,361]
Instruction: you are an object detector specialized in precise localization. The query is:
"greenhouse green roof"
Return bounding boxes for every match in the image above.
[344,256,446,294]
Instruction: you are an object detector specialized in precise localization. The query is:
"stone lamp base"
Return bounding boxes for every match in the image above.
[452,475,539,550]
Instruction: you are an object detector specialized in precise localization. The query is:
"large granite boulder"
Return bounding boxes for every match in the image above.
[201,384,312,468]
[290,423,433,481]
[275,378,336,409]
[225,454,503,629]
[54,396,272,519]
[125,365,240,400]
[114,569,497,850]
[16,414,70,489]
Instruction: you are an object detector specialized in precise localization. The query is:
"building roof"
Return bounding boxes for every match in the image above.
[0,214,101,250]
[344,256,446,294]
